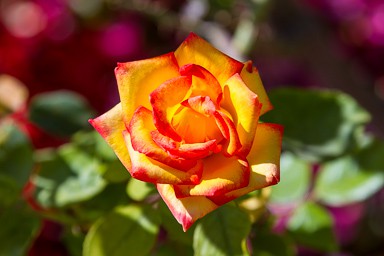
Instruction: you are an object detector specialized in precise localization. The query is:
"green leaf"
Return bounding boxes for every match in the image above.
[32,148,71,208]
[62,228,85,256]
[0,204,41,256]
[126,178,155,201]
[287,202,337,252]
[152,241,194,256]
[0,175,19,208]
[314,152,384,206]
[193,204,251,256]
[83,204,160,256]
[29,90,94,137]
[269,152,311,204]
[0,122,33,207]
[251,225,295,256]
[0,121,33,188]
[150,201,196,256]
[357,139,384,172]
[71,183,130,223]
[55,144,106,206]
[32,144,106,208]
[262,88,370,161]
[71,131,117,161]
[71,130,129,183]
[102,160,130,183]
[158,201,194,246]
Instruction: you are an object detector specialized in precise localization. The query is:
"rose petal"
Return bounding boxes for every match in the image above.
[181,95,216,116]
[116,52,180,123]
[89,103,131,170]
[179,64,222,105]
[171,96,223,143]
[128,106,197,170]
[174,33,243,87]
[240,61,273,115]
[213,110,242,156]
[151,129,220,159]
[173,153,250,197]
[150,76,191,141]
[221,73,262,157]
[124,131,202,185]
[208,123,283,205]
[157,183,219,231]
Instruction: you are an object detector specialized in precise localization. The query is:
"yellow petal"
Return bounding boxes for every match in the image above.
[89,103,131,170]
[240,61,273,115]
[221,73,262,157]
[115,53,180,123]
[179,64,223,105]
[208,123,283,205]
[157,183,218,231]
[214,110,242,156]
[124,131,202,185]
[150,76,191,141]
[175,33,243,87]
[174,153,249,197]
[128,106,197,171]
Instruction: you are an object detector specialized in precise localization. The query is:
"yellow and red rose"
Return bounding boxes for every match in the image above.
[90,33,283,231]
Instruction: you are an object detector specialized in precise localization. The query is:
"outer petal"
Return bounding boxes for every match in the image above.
[208,123,283,205]
[150,76,191,141]
[174,33,243,87]
[173,153,250,197]
[128,106,197,171]
[89,103,131,170]
[157,184,219,231]
[240,61,273,115]
[124,131,202,185]
[221,73,262,157]
[116,52,180,123]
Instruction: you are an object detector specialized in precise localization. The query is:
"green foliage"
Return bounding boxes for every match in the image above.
[126,178,156,201]
[0,121,33,191]
[314,147,384,206]
[29,90,95,137]
[193,204,251,256]
[152,203,195,256]
[251,224,295,256]
[0,204,40,256]
[262,88,371,161]
[71,130,130,183]
[158,201,194,246]
[287,202,338,252]
[357,138,384,172]
[62,229,85,256]
[30,132,131,224]
[0,122,41,255]
[32,145,106,208]
[73,182,130,223]
[83,204,160,256]
[152,241,194,256]
[269,152,311,204]
[71,130,117,161]
[57,144,107,206]
[2,86,383,256]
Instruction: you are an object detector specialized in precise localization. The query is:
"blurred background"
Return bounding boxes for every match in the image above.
[1,0,384,255]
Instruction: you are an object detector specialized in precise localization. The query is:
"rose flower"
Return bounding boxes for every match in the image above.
[90,33,283,231]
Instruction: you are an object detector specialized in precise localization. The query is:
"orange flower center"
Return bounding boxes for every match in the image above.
[171,105,223,144]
